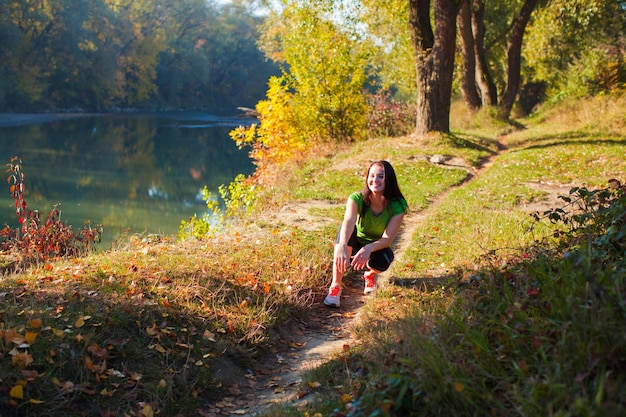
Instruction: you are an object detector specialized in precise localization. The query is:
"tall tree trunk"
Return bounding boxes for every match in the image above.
[500,0,540,118]
[471,0,497,106]
[409,0,461,134]
[457,0,481,111]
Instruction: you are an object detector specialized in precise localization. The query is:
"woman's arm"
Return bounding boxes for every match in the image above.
[351,213,404,270]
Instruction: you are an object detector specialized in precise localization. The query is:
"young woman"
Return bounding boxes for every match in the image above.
[324,160,408,307]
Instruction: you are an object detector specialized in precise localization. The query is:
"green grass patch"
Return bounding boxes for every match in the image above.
[2,94,625,416]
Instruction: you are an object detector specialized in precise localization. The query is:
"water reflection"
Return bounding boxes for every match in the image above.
[0,113,254,248]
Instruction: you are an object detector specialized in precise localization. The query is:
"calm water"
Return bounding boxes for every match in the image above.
[0,113,254,248]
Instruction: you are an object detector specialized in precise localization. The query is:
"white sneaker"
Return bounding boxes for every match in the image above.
[363,271,378,295]
[323,285,342,307]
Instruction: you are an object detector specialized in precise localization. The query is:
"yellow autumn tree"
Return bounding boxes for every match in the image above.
[229,75,306,183]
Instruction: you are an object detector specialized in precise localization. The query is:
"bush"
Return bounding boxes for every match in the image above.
[179,174,257,239]
[365,90,414,138]
[0,157,102,269]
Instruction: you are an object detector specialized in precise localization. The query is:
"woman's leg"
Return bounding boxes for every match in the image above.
[363,248,394,294]
[330,243,353,288]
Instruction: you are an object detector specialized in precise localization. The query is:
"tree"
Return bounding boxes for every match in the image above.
[456,0,539,118]
[0,0,278,112]
[409,0,462,134]
[457,0,481,111]
[499,0,540,116]
[524,0,626,99]
[258,0,368,142]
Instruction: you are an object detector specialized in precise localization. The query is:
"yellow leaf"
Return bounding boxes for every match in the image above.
[308,381,321,388]
[25,331,38,344]
[341,393,353,403]
[75,317,85,328]
[29,398,44,404]
[140,404,154,417]
[154,344,166,353]
[454,382,465,392]
[53,328,65,338]
[10,384,24,399]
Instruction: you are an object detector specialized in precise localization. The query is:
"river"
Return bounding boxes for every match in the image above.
[0,112,255,248]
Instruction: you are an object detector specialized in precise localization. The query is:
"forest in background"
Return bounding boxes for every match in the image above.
[1,0,624,136]
[0,0,279,114]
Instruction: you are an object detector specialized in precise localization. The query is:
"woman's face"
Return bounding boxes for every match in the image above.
[367,164,385,194]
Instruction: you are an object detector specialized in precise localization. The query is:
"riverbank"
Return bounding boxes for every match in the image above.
[0,112,99,127]
[0,111,256,128]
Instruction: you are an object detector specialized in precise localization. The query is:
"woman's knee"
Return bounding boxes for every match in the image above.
[368,249,394,272]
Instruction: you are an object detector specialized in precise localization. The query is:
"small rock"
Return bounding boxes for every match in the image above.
[430,154,446,164]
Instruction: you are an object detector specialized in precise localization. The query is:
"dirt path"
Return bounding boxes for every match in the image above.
[201,145,566,416]
[196,155,480,417]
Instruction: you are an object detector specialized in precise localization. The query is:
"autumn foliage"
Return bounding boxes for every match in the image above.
[1,157,102,269]
[229,76,306,182]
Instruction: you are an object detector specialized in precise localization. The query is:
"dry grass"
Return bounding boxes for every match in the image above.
[1,93,625,416]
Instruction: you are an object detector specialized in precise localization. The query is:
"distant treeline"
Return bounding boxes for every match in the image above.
[0,0,280,114]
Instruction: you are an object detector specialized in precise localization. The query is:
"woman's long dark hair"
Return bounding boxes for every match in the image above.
[361,160,407,214]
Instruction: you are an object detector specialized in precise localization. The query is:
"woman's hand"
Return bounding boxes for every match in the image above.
[351,245,372,271]
[334,244,351,275]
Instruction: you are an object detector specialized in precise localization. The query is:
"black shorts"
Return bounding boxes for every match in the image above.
[337,228,394,272]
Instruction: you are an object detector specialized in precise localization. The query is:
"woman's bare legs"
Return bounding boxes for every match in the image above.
[324,244,352,307]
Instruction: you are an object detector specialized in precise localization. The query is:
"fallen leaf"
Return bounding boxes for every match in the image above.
[29,318,42,329]
[87,344,108,359]
[11,352,34,369]
[74,317,85,328]
[7,330,26,345]
[21,369,42,380]
[140,404,154,417]
[203,330,216,342]
[146,326,159,337]
[25,331,38,344]
[9,384,24,399]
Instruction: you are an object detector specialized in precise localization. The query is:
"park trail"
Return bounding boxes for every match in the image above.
[198,139,565,416]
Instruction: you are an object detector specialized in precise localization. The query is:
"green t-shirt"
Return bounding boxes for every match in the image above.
[349,191,407,244]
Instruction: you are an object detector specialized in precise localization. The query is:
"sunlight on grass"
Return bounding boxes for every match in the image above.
[1,94,625,416]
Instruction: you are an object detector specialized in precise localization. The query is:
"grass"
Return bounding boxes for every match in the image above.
[1,91,625,416]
